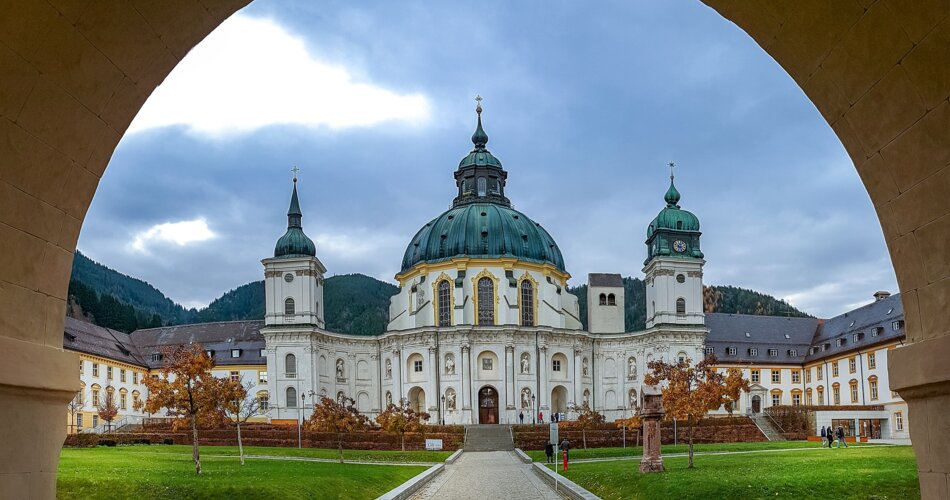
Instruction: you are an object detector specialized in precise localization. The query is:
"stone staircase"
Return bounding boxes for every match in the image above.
[464,425,515,451]
[751,414,787,441]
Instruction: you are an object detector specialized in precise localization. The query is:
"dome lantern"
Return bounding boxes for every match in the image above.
[274,172,317,259]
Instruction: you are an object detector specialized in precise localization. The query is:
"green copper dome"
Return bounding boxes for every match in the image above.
[458,103,503,169]
[401,203,566,272]
[274,179,317,259]
[647,178,700,239]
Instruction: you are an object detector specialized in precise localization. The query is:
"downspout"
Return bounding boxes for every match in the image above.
[436,330,441,425]
[535,330,540,419]
[857,350,865,405]
[377,338,382,414]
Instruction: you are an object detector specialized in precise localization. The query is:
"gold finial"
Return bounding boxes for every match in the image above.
[475,94,483,114]
[668,161,675,181]
[291,165,300,182]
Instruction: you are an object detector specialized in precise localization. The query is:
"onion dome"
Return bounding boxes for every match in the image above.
[458,99,503,170]
[401,202,566,272]
[647,177,700,239]
[274,177,316,258]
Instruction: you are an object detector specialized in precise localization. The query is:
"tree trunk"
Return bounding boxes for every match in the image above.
[687,416,694,469]
[338,433,344,463]
[191,413,202,474]
[401,433,405,452]
[237,422,245,466]
[583,428,587,449]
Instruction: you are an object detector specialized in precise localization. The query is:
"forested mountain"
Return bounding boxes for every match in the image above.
[568,279,810,332]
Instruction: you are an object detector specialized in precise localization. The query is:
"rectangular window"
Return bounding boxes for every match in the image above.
[92,390,100,407]
[481,358,492,371]
[107,366,113,380]
[259,395,269,411]
[805,392,813,405]
[120,393,127,410]
[260,349,267,357]
[727,347,736,356]
[771,370,781,383]
[868,353,876,369]
[151,353,162,362]
[792,394,801,406]
[832,362,839,377]
[415,360,424,372]
[870,380,879,400]
[849,357,856,374]
[259,371,268,384]
[772,394,781,406]
[133,393,139,408]
[231,349,241,358]
[120,369,126,383]
[552,359,561,372]
[895,412,904,431]
[872,327,881,337]
[704,347,714,355]
[805,369,811,383]
[748,348,757,356]
[892,320,903,331]
[79,361,84,375]
[92,363,99,377]
[133,372,138,384]
[791,370,801,383]
[836,339,844,347]
[788,349,798,357]
[768,349,778,357]
[230,371,240,382]
[92,415,99,428]
[750,370,760,383]
[817,366,823,381]
[833,387,841,405]
[76,413,83,429]
[850,384,859,403]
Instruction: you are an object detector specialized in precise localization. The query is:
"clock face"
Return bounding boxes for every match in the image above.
[673,240,687,253]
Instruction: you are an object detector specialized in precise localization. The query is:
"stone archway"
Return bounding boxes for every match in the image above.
[477,385,499,424]
[0,1,947,497]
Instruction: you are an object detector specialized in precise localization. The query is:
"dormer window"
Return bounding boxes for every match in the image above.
[205,350,214,358]
[892,320,903,331]
[788,349,798,357]
[748,348,757,356]
[727,347,737,356]
[231,349,241,358]
[872,327,882,337]
[836,339,844,347]
[768,349,778,357]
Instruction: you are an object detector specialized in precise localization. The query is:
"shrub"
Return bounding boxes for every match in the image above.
[100,439,117,447]
[163,438,174,445]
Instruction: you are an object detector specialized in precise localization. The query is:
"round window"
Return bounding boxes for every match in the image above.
[284,273,294,283]
[676,274,686,284]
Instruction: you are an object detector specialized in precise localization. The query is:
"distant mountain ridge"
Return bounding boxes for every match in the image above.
[68,252,808,336]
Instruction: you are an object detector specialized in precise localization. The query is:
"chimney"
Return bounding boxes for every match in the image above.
[873,291,891,301]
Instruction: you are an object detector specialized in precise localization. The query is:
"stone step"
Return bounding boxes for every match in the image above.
[463,425,514,451]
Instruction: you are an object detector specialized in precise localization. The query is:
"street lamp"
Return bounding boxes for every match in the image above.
[440,395,446,426]
[531,394,536,424]
[298,392,306,449]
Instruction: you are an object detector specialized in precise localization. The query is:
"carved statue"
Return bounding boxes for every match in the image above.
[336,358,345,378]
[520,353,530,374]
[445,354,456,374]
[629,389,638,409]
[521,388,531,409]
[385,391,392,406]
[446,390,456,410]
[385,359,392,379]
[336,391,345,403]
[628,357,637,379]
[582,358,590,376]
[583,389,590,405]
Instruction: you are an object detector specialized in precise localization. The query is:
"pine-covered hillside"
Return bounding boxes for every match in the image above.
[568,278,810,332]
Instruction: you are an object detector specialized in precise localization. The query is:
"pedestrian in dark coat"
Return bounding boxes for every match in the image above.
[519,411,524,424]
[544,443,554,463]
[560,438,571,462]
[836,425,849,448]
[826,427,834,448]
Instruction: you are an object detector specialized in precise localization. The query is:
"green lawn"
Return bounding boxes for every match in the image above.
[117,444,453,463]
[543,444,918,500]
[58,445,436,499]
[525,440,871,462]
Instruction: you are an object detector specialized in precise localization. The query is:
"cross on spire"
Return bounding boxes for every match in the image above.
[668,161,675,181]
[475,94,483,114]
[291,165,300,182]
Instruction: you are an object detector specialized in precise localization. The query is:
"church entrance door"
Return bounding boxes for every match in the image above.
[751,395,761,413]
[478,386,499,424]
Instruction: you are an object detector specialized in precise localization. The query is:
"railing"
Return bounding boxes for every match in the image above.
[80,415,175,434]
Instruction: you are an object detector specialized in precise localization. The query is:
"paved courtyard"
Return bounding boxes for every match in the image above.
[411,451,563,500]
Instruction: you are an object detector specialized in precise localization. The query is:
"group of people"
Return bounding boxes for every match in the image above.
[820,425,850,448]
[518,411,564,424]
[544,438,571,464]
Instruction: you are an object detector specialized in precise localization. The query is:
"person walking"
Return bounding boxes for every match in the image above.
[544,442,554,464]
[820,425,827,447]
[560,437,571,462]
[836,425,848,448]
[519,411,524,424]
[538,411,544,424]
[826,426,834,448]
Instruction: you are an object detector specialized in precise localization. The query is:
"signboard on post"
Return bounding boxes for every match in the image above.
[550,423,559,446]
[425,439,443,451]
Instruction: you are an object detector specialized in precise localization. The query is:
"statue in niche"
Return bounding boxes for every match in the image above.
[336,358,345,378]
[385,359,392,379]
[446,390,457,410]
[385,391,392,407]
[521,388,531,409]
[520,353,530,374]
[628,358,637,379]
[629,389,638,409]
[582,358,590,376]
[445,354,456,374]
[336,391,345,403]
[583,389,590,405]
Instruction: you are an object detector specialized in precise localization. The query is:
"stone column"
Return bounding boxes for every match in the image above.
[539,345,549,411]
[573,347,583,407]
[392,349,402,402]
[428,346,439,417]
[460,344,471,423]
[639,385,665,473]
[505,344,514,410]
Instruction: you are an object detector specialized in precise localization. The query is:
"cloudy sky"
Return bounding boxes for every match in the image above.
[78,0,897,317]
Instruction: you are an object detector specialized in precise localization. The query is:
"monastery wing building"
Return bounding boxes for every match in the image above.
[64,104,909,440]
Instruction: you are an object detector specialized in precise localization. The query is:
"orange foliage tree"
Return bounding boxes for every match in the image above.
[306,395,370,462]
[136,343,239,474]
[375,398,430,451]
[221,379,269,466]
[616,411,642,447]
[97,386,119,431]
[574,402,605,449]
[644,355,748,468]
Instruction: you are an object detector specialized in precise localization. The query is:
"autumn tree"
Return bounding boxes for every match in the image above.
[645,355,747,468]
[97,386,119,432]
[307,395,370,462]
[721,367,750,416]
[67,391,83,435]
[574,402,606,449]
[221,379,269,465]
[616,412,642,448]
[136,343,238,474]
[375,398,431,451]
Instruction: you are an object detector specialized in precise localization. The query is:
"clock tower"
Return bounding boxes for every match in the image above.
[643,166,704,329]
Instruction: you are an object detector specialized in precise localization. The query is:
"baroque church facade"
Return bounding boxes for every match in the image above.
[262,103,707,425]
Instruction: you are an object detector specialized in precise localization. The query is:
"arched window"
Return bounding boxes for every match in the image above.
[477,177,487,196]
[286,387,297,408]
[437,280,451,327]
[676,298,686,315]
[607,293,616,306]
[477,277,494,325]
[599,293,607,305]
[520,280,534,326]
[284,298,295,315]
[285,353,297,378]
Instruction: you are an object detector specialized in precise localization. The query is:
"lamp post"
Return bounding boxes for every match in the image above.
[440,395,446,426]
[298,392,305,449]
[531,394,536,424]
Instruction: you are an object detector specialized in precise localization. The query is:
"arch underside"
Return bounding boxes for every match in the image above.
[0,0,947,497]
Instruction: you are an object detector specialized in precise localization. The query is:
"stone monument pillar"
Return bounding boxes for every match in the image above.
[639,385,665,473]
